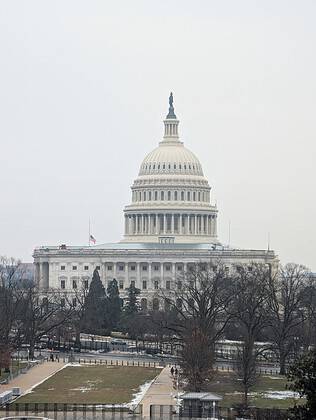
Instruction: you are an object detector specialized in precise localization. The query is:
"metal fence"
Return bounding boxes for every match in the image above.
[0,403,142,419]
[0,404,290,420]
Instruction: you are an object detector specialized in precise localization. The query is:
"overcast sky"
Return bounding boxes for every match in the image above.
[0,1,315,270]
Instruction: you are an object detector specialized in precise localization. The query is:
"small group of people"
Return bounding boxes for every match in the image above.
[170,366,178,376]
[49,353,59,362]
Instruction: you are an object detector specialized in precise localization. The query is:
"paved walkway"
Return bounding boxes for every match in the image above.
[140,366,178,419]
[0,361,66,395]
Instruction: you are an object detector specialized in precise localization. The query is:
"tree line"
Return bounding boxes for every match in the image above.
[1,256,316,415]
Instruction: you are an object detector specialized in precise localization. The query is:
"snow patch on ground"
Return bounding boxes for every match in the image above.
[263,391,299,400]
[129,379,155,408]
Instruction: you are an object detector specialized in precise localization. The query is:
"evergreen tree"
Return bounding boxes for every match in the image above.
[124,283,140,316]
[288,349,316,419]
[82,268,107,334]
[106,278,122,330]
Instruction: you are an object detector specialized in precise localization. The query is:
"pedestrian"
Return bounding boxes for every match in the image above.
[170,366,174,376]
[175,367,178,376]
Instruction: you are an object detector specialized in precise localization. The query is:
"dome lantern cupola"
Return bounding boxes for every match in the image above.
[163,92,180,142]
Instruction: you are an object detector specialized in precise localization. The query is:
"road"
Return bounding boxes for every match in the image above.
[35,350,281,374]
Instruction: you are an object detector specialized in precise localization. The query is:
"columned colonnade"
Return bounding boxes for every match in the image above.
[124,213,217,236]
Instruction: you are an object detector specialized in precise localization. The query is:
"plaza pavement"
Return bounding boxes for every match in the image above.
[140,366,178,419]
[0,361,66,395]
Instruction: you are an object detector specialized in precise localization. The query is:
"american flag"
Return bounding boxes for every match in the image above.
[89,234,96,244]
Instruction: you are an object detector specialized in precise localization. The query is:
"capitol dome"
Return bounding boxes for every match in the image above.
[139,143,204,177]
[122,93,218,244]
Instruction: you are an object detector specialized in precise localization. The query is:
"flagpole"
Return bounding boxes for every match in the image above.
[88,218,91,247]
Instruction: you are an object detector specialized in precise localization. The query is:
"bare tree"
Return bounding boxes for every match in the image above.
[300,274,316,352]
[160,262,234,391]
[0,257,26,372]
[266,263,308,374]
[232,263,271,407]
[18,284,75,358]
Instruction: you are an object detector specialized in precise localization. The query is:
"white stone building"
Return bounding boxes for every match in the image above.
[34,94,277,310]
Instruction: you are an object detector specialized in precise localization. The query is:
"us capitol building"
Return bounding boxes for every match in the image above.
[34,94,277,310]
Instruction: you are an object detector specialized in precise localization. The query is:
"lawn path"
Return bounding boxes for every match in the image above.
[0,361,66,395]
[140,367,177,419]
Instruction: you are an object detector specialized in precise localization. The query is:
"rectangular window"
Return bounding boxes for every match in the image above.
[119,281,124,290]
[166,280,171,290]
[154,280,159,290]
[107,265,112,271]
[96,265,100,270]
[60,265,66,271]
[154,265,159,271]
[131,280,135,287]
[72,266,77,271]
[142,280,147,290]
[84,265,89,271]
[131,265,136,271]
[142,265,147,271]
[165,265,171,271]
[61,280,65,289]
[119,265,124,271]
[177,281,182,290]
[84,280,89,289]
[72,280,77,289]
[177,265,182,271]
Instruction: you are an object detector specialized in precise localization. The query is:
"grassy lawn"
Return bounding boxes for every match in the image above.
[207,371,302,409]
[17,365,160,404]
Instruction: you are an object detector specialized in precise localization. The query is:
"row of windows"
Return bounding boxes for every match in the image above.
[132,190,209,203]
[61,279,176,291]
[59,264,183,272]
[141,162,201,172]
[60,265,101,271]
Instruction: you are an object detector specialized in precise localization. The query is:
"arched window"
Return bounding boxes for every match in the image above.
[193,192,196,201]
[155,191,158,200]
[181,191,184,201]
[139,191,141,201]
[168,164,171,169]
[174,164,176,169]
[187,191,191,201]
[161,191,164,201]
[179,164,182,169]
[153,298,159,311]
[143,191,146,201]
[148,191,152,201]
[198,192,201,201]
[165,300,171,311]
[184,164,187,170]
[141,298,147,311]
[168,191,171,200]
[163,164,165,169]
[176,298,183,309]
[174,191,178,201]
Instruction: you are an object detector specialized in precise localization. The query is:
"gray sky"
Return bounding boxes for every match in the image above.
[0,1,315,270]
